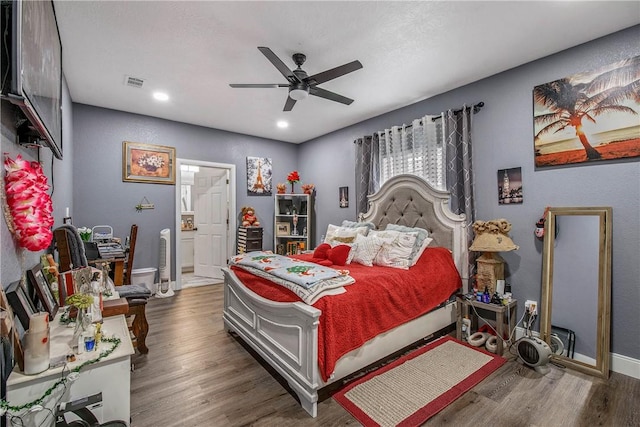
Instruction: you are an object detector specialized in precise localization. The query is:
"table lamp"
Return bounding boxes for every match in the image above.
[469,219,519,295]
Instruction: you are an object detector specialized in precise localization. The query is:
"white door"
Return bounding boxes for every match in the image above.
[194,168,228,279]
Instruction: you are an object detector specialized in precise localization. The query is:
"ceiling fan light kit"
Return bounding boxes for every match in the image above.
[230,47,362,111]
[289,85,309,101]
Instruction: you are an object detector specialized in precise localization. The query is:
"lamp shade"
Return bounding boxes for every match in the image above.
[469,219,519,252]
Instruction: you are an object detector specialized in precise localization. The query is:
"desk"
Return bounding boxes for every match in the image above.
[6,314,134,426]
[456,297,517,355]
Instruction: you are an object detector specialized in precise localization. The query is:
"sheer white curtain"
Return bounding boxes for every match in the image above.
[378,115,445,190]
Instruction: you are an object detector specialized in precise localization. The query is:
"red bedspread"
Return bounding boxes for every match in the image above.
[230,247,461,381]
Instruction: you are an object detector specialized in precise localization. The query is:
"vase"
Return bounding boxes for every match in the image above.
[290,182,295,193]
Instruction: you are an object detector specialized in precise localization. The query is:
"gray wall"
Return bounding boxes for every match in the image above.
[72,104,298,274]
[1,76,74,295]
[298,25,640,360]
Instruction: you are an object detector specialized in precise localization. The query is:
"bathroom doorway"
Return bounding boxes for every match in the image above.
[175,159,236,290]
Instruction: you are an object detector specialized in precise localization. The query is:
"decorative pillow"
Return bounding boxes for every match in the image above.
[341,220,376,232]
[324,224,369,246]
[313,243,331,259]
[311,243,351,266]
[410,236,434,266]
[347,233,386,266]
[328,245,351,266]
[385,224,430,266]
[370,230,417,269]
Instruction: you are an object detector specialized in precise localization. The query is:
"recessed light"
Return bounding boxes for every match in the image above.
[153,92,169,101]
[277,120,289,128]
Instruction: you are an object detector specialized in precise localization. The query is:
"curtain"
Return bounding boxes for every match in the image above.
[354,134,379,216]
[443,106,476,279]
[378,115,444,190]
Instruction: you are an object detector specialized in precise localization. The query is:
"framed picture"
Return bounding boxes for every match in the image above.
[27,264,59,320]
[533,55,640,168]
[5,281,37,330]
[339,186,349,208]
[497,167,523,205]
[123,141,176,184]
[246,156,272,196]
[276,222,290,236]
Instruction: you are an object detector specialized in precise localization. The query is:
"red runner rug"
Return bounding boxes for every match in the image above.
[334,336,506,427]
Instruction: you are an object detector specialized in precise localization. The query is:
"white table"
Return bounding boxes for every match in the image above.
[6,314,134,426]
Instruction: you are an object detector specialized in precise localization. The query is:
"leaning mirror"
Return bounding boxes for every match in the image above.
[540,207,612,378]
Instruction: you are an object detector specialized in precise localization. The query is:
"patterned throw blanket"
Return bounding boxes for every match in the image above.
[230,251,354,304]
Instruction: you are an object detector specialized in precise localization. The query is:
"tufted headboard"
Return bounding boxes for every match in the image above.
[360,174,468,283]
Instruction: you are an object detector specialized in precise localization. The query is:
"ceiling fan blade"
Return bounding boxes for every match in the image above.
[309,87,354,105]
[258,47,301,84]
[283,96,296,111]
[229,84,289,88]
[306,60,363,85]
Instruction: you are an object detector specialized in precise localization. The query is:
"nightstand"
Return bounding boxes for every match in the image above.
[456,297,517,355]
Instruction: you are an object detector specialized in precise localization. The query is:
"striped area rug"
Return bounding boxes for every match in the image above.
[334,336,506,427]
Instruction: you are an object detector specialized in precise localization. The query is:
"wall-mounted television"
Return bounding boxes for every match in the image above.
[1,0,63,159]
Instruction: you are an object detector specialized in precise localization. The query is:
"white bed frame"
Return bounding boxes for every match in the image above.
[223,174,468,417]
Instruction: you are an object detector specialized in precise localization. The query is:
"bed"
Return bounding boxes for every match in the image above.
[223,174,469,417]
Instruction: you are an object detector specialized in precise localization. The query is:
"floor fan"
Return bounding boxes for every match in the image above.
[156,228,174,298]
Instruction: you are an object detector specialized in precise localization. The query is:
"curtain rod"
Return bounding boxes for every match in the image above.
[354,101,485,143]
[432,102,484,121]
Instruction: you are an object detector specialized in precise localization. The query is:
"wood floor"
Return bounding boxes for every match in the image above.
[130,285,640,427]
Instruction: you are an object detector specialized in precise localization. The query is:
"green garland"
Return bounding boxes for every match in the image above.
[0,336,121,413]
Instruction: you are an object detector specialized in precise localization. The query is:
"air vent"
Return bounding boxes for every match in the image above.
[124,75,145,88]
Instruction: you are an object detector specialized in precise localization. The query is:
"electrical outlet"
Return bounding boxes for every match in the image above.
[525,300,538,316]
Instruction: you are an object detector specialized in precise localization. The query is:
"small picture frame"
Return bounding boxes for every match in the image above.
[5,281,37,330]
[339,186,349,208]
[276,222,291,236]
[27,264,59,320]
[497,167,523,205]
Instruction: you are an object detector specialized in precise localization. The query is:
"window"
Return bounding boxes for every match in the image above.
[378,117,445,190]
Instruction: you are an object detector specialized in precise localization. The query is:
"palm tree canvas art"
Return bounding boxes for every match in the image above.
[533,55,640,167]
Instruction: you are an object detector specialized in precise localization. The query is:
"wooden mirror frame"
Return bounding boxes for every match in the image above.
[540,206,612,378]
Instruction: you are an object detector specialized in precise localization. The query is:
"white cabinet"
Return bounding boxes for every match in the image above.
[7,314,134,426]
[181,230,195,272]
[274,193,313,255]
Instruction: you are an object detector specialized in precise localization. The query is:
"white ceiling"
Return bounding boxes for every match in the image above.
[54,1,640,144]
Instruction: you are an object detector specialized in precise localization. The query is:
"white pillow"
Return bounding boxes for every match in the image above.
[370,230,417,269]
[347,233,385,266]
[324,224,369,247]
[385,224,430,266]
[410,236,434,266]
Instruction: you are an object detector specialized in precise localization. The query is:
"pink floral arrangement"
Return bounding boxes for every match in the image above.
[276,183,287,194]
[4,154,54,251]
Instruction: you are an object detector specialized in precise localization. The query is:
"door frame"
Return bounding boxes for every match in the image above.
[175,158,236,290]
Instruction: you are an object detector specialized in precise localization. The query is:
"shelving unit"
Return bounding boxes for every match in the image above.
[274,193,312,255]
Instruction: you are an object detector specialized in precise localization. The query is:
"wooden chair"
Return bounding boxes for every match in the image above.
[123,224,138,286]
[115,224,149,354]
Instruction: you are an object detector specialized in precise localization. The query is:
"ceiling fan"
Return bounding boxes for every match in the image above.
[229,47,363,111]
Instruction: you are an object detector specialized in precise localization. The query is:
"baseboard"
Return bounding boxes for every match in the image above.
[611,353,640,379]
[515,327,640,379]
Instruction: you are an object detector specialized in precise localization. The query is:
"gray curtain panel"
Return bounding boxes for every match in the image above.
[443,107,476,279]
[354,134,380,217]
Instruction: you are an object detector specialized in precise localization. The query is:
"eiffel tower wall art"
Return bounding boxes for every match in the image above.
[246,156,273,196]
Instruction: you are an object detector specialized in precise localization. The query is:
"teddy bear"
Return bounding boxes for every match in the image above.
[241,206,260,227]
